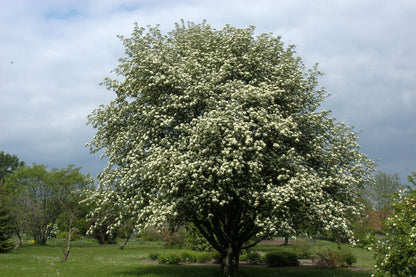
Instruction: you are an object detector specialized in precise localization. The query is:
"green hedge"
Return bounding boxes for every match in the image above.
[265,251,299,267]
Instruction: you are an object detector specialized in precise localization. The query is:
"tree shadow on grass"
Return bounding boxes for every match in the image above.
[113,264,371,277]
[113,264,223,277]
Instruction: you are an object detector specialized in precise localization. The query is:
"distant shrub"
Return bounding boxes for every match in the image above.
[180,251,195,263]
[141,226,185,246]
[291,238,314,258]
[239,249,247,261]
[140,227,161,241]
[313,249,337,269]
[342,250,357,267]
[56,230,82,241]
[184,223,212,251]
[265,251,299,267]
[159,227,186,247]
[148,252,160,261]
[196,252,211,263]
[313,249,357,269]
[157,253,181,264]
[56,231,67,240]
[180,250,211,263]
[211,250,223,264]
[245,251,263,264]
[356,232,379,248]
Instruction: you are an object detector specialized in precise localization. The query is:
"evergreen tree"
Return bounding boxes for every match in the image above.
[0,202,14,253]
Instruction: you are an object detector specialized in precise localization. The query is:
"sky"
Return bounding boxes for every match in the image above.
[1,0,415,184]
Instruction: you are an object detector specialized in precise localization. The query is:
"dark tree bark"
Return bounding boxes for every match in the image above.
[223,243,241,277]
[284,236,289,245]
[192,198,260,276]
[119,228,133,250]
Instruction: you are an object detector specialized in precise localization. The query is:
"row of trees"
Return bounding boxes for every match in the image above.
[0,152,93,260]
[1,148,414,275]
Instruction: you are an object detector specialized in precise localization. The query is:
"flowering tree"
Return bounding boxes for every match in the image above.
[85,186,135,247]
[373,173,416,276]
[88,21,374,276]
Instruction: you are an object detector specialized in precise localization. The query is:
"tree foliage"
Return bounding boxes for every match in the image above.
[353,171,403,245]
[84,185,133,245]
[368,171,403,225]
[50,165,93,261]
[0,151,24,250]
[3,164,91,247]
[4,164,55,245]
[0,151,25,184]
[88,21,374,276]
[373,172,416,276]
[0,202,14,253]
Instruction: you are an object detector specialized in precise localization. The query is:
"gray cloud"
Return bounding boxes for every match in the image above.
[1,0,415,183]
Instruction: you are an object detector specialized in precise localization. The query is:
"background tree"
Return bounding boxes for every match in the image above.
[0,151,25,250]
[352,172,403,246]
[88,21,375,276]
[370,171,403,223]
[12,164,61,245]
[4,164,91,246]
[352,184,377,246]
[1,182,29,250]
[50,165,92,261]
[2,164,47,247]
[0,151,25,185]
[373,172,416,276]
[0,201,14,253]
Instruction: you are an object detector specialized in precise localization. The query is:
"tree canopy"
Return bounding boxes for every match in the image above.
[88,21,375,276]
[0,151,24,184]
[371,171,403,221]
[3,164,92,247]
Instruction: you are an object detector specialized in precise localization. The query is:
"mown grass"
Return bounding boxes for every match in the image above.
[0,239,373,277]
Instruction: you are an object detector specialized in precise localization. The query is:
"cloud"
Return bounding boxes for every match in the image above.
[1,0,415,182]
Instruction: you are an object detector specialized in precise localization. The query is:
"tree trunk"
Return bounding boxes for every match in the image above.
[34,234,47,245]
[62,226,75,262]
[13,229,23,251]
[13,238,22,251]
[284,236,289,245]
[33,226,47,245]
[119,230,132,250]
[38,236,47,245]
[221,244,241,277]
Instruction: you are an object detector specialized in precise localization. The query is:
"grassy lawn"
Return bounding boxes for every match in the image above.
[0,239,373,277]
